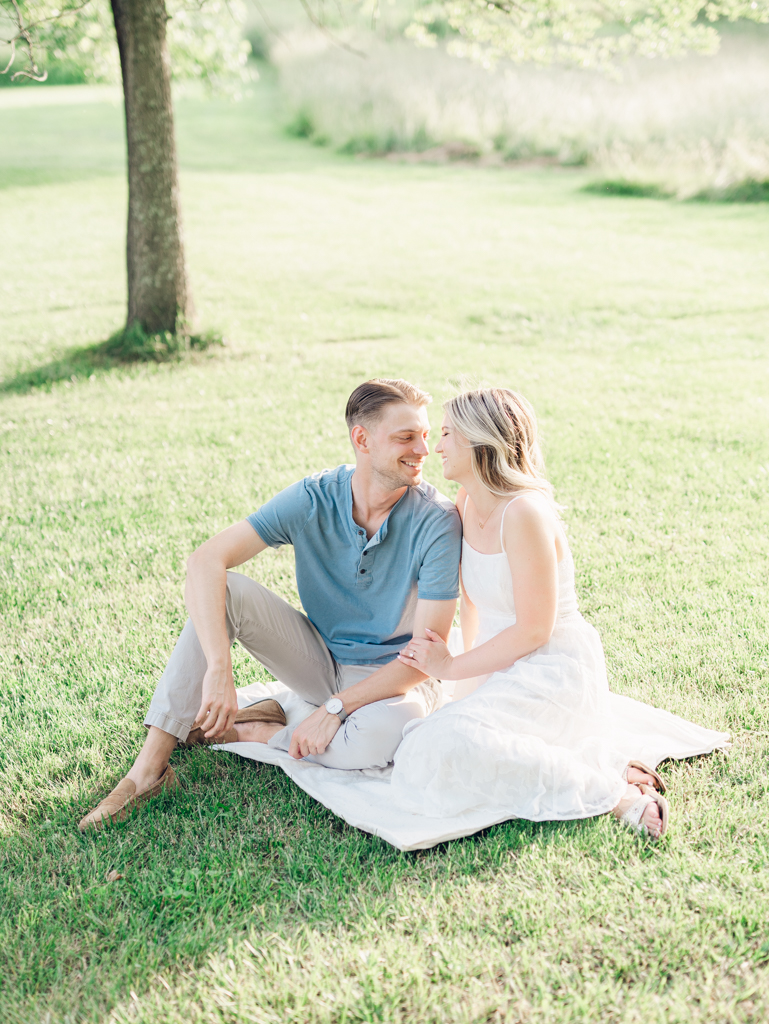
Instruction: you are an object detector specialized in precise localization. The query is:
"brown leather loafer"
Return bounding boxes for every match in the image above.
[78,765,179,832]
[179,697,287,749]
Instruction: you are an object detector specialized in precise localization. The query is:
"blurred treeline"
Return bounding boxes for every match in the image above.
[3,0,768,199]
[266,7,769,201]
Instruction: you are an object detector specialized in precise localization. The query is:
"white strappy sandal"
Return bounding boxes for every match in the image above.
[619,783,669,840]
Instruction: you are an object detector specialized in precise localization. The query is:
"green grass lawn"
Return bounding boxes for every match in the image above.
[1,74,768,1024]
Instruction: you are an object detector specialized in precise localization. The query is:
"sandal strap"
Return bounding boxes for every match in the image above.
[620,793,655,833]
[627,759,667,793]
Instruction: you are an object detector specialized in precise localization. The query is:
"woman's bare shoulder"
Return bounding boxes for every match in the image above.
[502,492,556,538]
[504,490,550,518]
[502,491,564,559]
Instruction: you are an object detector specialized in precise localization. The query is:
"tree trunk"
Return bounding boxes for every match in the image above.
[110,0,192,335]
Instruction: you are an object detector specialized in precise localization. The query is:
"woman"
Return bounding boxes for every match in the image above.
[395,387,728,839]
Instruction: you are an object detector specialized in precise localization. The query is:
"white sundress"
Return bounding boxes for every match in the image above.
[390,496,730,821]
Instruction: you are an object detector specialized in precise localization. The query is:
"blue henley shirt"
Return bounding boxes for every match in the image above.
[247,465,461,666]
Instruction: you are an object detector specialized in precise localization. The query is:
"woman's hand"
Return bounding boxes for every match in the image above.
[397,628,454,679]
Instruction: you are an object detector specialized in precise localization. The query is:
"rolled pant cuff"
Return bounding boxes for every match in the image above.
[266,724,295,752]
[144,710,191,742]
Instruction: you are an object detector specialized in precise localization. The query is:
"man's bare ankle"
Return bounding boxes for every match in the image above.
[124,727,178,791]
[233,721,282,744]
[126,762,169,791]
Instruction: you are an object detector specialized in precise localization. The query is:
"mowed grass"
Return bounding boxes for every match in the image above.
[1,75,769,1024]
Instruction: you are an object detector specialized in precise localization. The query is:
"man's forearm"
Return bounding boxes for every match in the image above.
[337,658,427,713]
[184,553,231,670]
[333,597,456,713]
[183,521,268,673]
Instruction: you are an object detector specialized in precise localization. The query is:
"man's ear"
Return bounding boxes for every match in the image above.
[350,424,370,455]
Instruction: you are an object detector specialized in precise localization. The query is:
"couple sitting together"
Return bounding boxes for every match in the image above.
[80,378,728,843]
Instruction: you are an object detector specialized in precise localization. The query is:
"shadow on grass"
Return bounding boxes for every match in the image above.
[584,176,769,203]
[0,324,224,395]
[0,341,122,395]
[0,168,123,192]
[582,179,672,200]
[691,177,769,203]
[5,730,715,1019]
[4,747,583,1022]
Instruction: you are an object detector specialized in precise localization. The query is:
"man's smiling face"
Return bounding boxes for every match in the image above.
[365,402,431,490]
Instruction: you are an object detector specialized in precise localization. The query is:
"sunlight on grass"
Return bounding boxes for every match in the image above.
[1,73,768,1023]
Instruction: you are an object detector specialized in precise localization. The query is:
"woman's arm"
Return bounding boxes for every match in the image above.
[399,496,558,681]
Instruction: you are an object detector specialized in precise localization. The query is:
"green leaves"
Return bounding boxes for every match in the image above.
[407,0,769,69]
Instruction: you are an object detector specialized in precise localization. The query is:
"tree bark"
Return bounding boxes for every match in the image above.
[110,0,192,335]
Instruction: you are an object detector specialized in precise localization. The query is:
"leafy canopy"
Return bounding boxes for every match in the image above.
[404,0,769,68]
[0,0,251,85]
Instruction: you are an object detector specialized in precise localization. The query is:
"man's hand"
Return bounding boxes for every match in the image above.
[193,663,239,739]
[288,705,342,759]
[397,627,454,679]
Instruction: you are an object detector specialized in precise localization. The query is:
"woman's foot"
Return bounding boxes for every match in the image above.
[626,766,658,788]
[613,784,665,839]
[624,760,667,793]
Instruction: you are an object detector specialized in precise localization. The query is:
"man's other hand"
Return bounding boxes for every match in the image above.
[194,663,239,738]
[289,705,342,759]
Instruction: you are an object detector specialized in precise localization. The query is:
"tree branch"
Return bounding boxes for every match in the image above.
[1,37,15,75]
[296,0,366,58]
[250,0,282,40]
[1,0,95,81]
[4,0,47,81]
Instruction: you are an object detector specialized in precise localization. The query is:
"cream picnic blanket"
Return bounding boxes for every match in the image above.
[215,682,513,852]
[213,631,509,851]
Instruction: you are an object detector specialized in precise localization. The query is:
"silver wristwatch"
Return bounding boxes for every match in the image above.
[324,697,348,723]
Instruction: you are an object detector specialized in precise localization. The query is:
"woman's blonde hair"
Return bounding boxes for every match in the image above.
[444,387,556,503]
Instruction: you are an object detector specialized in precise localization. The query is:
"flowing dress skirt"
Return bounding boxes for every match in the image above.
[390,611,729,821]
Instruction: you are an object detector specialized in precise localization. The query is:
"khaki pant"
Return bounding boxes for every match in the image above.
[145,571,428,770]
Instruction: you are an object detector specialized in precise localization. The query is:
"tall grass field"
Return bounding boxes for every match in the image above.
[1,69,769,1022]
[276,24,769,200]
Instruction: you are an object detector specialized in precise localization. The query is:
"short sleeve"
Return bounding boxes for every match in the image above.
[417,508,462,601]
[247,479,311,548]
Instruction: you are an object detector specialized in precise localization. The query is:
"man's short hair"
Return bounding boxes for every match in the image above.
[345,378,431,432]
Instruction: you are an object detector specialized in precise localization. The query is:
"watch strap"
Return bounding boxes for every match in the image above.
[325,698,348,724]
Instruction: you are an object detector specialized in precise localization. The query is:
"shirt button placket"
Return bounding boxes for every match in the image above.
[357,529,368,584]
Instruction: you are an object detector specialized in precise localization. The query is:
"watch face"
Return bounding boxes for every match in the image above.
[326,698,343,714]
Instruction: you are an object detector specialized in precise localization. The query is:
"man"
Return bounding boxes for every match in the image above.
[80,378,462,830]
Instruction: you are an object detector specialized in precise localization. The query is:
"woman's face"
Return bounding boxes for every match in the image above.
[435,415,473,482]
